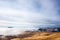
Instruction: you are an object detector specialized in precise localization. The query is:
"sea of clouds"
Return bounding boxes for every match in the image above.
[0,0,60,35]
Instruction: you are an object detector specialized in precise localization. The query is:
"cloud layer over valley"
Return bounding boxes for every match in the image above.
[0,0,60,35]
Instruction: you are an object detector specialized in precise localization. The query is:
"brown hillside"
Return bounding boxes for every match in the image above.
[11,32,60,40]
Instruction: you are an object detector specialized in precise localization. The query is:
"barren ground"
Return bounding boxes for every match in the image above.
[11,32,60,40]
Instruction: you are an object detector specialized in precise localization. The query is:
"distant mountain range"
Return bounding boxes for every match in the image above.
[38,27,60,32]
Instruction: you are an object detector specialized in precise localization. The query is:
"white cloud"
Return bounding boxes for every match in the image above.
[0,0,59,35]
[0,0,59,26]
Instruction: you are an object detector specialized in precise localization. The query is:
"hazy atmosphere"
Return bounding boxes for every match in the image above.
[0,0,60,35]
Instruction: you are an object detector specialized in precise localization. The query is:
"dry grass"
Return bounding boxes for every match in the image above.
[11,32,60,40]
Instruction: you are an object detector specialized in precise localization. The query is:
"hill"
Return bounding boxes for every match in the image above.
[11,32,60,40]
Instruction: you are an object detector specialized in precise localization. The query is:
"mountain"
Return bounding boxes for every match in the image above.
[38,27,60,32]
[0,28,60,40]
[11,32,60,40]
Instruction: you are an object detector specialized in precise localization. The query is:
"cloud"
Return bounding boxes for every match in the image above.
[0,0,59,25]
[0,0,60,35]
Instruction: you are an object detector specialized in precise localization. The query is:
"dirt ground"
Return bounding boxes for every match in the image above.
[11,32,60,40]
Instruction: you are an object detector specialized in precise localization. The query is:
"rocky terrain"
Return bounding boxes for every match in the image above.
[0,32,60,40]
[0,28,60,40]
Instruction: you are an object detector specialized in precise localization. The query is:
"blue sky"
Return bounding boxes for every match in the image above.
[0,0,60,35]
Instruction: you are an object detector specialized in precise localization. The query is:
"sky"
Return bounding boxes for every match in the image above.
[0,0,60,35]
